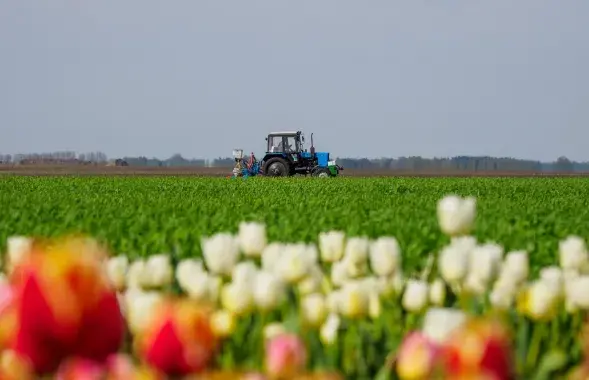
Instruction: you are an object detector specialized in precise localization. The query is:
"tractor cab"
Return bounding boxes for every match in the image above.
[266,131,303,154]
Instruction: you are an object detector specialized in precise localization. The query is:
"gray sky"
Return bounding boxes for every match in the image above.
[1,1,588,161]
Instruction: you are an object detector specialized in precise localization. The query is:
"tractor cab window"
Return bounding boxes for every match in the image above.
[268,136,281,152]
[268,135,299,153]
[285,136,298,153]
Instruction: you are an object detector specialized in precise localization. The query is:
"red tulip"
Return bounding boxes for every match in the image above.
[7,237,125,374]
[441,317,514,380]
[135,298,217,376]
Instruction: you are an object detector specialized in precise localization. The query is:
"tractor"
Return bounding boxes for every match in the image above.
[230,131,343,178]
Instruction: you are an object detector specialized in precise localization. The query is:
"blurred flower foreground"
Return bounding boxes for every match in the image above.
[0,194,588,379]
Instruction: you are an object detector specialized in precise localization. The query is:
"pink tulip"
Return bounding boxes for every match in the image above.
[105,353,136,379]
[396,331,441,380]
[55,357,105,380]
[265,333,307,378]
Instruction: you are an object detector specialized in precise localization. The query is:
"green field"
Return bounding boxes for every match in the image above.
[0,176,587,273]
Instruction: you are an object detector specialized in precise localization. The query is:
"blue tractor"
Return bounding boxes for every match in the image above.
[230,131,343,178]
[261,131,342,177]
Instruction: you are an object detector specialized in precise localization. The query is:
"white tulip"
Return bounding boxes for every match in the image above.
[202,233,240,276]
[298,264,324,296]
[330,261,349,287]
[565,275,589,310]
[319,313,341,345]
[126,259,148,289]
[369,237,401,277]
[221,281,254,316]
[429,279,446,306]
[469,243,503,283]
[376,272,404,297]
[559,236,589,271]
[143,254,173,288]
[524,280,560,320]
[179,269,211,301]
[540,266,564,294]
[319,231,346,263]
[301,293,328,327]
[126,290,164,335]
[253,271,285,311]
[339,280,369,318]
[437,195,476,236]
[464,273,488,296]
[402,279,428,313]
[343,237,369,277]
[502,250,529,284]
[5,236,32,273]
[438,245,469,284]
[261,243,283,272]
[106,255,128,291]
[238,221,267,257]
[232,261,258,286]
[422,308,467,344]
[489,282,516,310]
[176,259,205,285]
[277,244,314,284]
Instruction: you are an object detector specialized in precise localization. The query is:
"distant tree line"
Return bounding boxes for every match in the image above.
[0,151,587,172]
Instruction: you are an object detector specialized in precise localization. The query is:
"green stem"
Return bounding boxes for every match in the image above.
[526,322,546,372]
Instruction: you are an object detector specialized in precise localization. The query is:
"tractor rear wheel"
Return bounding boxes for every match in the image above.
[312,167,331,178]
[264,157,290,177]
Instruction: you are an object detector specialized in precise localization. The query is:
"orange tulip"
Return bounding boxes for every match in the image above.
[8,237,125,374]
[442,317,514,380]
[135,298,217,376]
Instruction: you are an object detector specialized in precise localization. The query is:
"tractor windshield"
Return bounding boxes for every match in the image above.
[268,135,299,153]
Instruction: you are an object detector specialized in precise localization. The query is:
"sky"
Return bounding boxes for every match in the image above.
[1,1,588,161]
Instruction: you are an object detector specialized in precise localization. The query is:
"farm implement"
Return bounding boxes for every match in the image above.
[230,131,343,178]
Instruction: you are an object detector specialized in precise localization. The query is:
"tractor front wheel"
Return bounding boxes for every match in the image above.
[263,157,290,177]
[312,167,331,178]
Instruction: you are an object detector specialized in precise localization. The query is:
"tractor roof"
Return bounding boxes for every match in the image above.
[268,131,300,136]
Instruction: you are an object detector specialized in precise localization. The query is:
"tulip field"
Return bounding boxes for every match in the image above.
[0,176,589,379]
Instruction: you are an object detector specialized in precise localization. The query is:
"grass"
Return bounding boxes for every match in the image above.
[0,176,588,273]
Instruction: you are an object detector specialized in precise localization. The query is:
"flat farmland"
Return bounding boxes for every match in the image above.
[0,163,588,177]
[0,175,587,275]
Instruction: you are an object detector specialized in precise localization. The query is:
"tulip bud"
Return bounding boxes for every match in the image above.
[143,254,173,289]
[437,195,476,236]
[559,236,589,271]
[238,221,267,257]
[106,255,129,291]
[202,233,240,276]
[300,293,327,328]
[135,298,217,376]
[402,280,428,313]
[265,333,307,378]
[369,237,401,277]
[319,231,346,263]
[396,332,440,380]
[339,281,369,319]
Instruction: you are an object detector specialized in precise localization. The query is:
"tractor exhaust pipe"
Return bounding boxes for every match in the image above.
[310,133,315,155]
